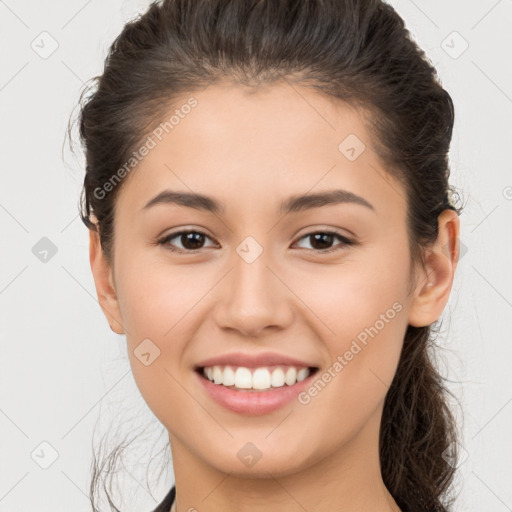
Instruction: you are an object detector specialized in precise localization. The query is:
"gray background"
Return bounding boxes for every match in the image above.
[1,0,511,510]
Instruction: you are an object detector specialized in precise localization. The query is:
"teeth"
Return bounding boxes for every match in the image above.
[201,365,312,390]
[223,366,235,386]
[252,368,271,390]
[213,366,223,384]
[235,367,252,388]
[297,368,310,382]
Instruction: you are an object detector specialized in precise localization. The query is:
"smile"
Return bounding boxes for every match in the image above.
[195,365,320,415]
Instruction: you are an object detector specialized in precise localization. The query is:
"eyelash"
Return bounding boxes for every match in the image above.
[156,229,355,254]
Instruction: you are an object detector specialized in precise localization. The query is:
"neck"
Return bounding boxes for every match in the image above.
[167,411,400,512]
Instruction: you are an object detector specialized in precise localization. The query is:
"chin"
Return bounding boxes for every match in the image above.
[204,444,314,479]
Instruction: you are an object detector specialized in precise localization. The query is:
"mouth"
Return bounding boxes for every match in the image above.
[194,365,320,392]
[194,363,321,415]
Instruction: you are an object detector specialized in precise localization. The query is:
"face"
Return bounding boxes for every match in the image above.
[89,81,457,480]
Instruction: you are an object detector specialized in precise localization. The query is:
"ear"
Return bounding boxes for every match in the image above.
[89,228,125,334]
[408,209,460,328]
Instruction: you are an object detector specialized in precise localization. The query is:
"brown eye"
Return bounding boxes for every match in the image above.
[157,229,354,254]
[158,230,216,253]
[294,231,354,253]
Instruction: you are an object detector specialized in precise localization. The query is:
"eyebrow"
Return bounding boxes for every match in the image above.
[142,189,375,215]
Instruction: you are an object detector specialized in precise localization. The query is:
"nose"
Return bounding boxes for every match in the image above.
[212,248,294,338]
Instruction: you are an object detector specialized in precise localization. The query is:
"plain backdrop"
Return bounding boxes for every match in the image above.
[1,0,511,511]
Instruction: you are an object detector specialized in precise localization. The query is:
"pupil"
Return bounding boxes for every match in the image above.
[178,233,334,250]
[183,232,204,249]
[311,233,332,249]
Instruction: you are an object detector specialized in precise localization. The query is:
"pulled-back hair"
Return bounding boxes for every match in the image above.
[71,0,464,510]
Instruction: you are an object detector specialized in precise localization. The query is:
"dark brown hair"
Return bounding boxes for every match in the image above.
[70,0,464,510]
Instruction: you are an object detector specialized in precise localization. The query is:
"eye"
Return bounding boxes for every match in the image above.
[293,230,354,253]
[157,229,354,254]
[157,230,217,253]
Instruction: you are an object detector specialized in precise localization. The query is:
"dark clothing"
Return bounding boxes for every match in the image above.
[152,485,176,512]
[150,485,415,511]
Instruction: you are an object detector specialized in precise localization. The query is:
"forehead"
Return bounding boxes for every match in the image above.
[115,81,406,217]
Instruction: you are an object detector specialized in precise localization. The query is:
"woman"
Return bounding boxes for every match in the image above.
[73,0,463,510]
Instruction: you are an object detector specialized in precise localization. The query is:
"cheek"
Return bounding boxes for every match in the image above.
[293,250,410,415]
[116,274,199,428]
[112,256,201,411]
[299,246,410,341]
[115,255,203,342]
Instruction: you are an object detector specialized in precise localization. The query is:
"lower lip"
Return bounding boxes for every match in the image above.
[195,369,318,416]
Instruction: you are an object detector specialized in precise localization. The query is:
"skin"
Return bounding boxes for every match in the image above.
[89,81,460,512]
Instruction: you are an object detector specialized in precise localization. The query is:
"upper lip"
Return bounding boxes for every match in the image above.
[195,351,318,369]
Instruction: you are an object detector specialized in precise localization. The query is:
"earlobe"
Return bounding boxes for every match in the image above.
[407,209,460,328]
[88,228,125,335]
